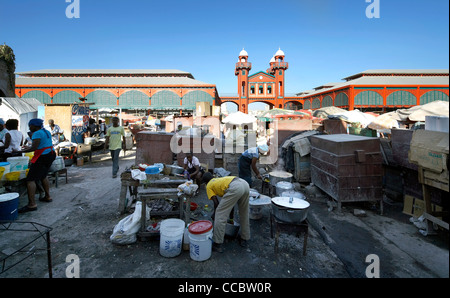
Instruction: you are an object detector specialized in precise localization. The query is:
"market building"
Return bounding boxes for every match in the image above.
[298,69,449,112]
[220,49,449,112]
[14,69,220,114]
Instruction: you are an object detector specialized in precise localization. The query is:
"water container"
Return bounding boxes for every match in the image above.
[0,162,10,181]
[7,157,29,172]
[188,220,213,262]
[145,166,161,175]
[159,218,185,258]
[0,193,19,221]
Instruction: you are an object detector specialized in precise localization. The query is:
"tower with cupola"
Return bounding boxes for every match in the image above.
[235,48,252,113]
[267,48,289,109]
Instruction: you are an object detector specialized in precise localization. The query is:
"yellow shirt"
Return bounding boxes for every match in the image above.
[206,176,236,200]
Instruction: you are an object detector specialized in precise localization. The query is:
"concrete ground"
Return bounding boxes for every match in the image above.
[0,148,448,279]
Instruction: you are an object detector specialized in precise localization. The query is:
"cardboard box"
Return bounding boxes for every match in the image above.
[403,194,443,218]
[408,129,449,173]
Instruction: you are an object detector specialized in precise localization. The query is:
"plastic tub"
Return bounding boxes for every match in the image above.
[145,166,161,175]
[159,218,185,258]
[24,152,35,161]
[0,162,10,181]
[5,171,21,181]
[0,193,19,221]
[7,156,29,172]
[188,220,213,261]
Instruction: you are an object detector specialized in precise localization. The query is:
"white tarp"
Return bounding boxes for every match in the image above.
[0,97,42,133]
[328,109,376,128]
[222,111,256,125]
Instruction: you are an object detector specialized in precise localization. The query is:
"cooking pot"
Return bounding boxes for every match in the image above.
[275,181,293,196]
[166,165,185,175]
[84,137,97,145]
[271,196,310,224]
[269,171,293,187]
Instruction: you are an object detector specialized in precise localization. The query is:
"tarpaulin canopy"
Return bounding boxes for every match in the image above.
[222,111,256,125]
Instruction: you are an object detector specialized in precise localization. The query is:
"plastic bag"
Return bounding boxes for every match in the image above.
[110,202,144,245]
[177,180,198,196]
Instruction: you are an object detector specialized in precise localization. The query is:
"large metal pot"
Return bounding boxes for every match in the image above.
[271,196,310,223]
[275,181,293,196]
[166,165,185,175]
[269,171,293,187]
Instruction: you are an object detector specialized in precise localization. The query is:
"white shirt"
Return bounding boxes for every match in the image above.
[45,124,61,145]
[3,130,23,153]
[184,156,200,169]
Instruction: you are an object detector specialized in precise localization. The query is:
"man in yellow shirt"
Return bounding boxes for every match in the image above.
[104,117,125,178]
[202,172,250,253]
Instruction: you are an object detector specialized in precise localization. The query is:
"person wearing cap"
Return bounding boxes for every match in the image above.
[201,172,250,253]
[19,118,56,213]
[238,144,269,187]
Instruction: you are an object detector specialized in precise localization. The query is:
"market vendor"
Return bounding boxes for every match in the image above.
[238,144,269,187]
[0,119,24,162]
[183,152,204,188]
[19,118,56,213]
[201,172,250,253]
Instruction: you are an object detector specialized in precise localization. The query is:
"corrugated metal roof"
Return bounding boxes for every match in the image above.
[343,69,449,80]
[0,97,42,114]
[17,69,191,75]
[301,76,450,97]
[16,76,213,86]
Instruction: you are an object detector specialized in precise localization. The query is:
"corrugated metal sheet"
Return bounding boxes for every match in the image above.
[53,90,81,104]
[322,95,333,107]
[334,92,349,107]
[151,90,180,109]
[16,76,210,86]
[386,91,416,106]
[420,90,449,105]
[354,91,383,106]
[86,90,117,108]
[22,90,51,104]
[119,90,149,109]
[182,90,213,109]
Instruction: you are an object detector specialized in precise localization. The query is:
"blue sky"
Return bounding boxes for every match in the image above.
[1,0,449,111]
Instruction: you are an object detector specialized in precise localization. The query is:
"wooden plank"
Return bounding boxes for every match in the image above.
[423,212,449,230]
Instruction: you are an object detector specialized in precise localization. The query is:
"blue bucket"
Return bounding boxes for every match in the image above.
[0,193,19,221]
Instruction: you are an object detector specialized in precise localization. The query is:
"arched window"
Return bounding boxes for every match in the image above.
[322,95,333,107]
[22,90,51,104]
[354,91,383,106]
[420,91,449,105]
[386,91,416,106]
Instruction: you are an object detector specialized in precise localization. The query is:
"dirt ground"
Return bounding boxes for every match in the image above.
[1,149,448,280]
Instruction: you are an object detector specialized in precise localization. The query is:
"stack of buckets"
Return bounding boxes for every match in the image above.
[159,218,213,262]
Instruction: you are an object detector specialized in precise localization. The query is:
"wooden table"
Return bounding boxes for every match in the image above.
[118,174,188,214]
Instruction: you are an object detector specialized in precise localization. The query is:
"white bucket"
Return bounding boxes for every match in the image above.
[159,218,185,258]
[50,156,65,172]
[188,220,213,262]
[7,157,29,172]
